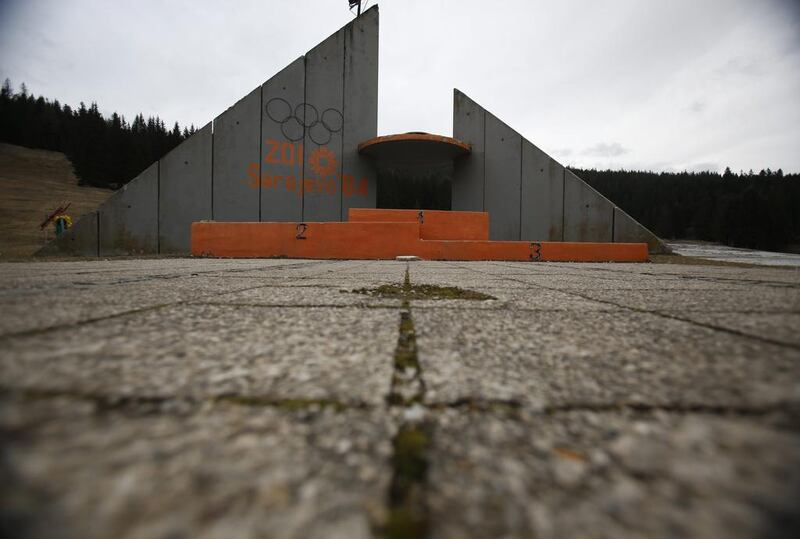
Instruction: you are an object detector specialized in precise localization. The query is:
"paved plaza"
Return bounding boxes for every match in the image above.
[1,258,799,538]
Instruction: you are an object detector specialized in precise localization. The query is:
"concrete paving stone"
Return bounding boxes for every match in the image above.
[199,284,400,308]
[0,259,324,292]
[500,272,770,291]
[0,259,406,336]
[410,287,617,312]
[488,261,800,285]
[667,312,800,347]
[413,308,800,408]
[0,395,392,539]
[0,304,398,405]
[427,408,800,539]
[578,287,800,313]
[585,264,800,285]
[0,276,289,336]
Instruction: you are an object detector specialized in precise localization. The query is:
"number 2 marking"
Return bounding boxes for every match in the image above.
[531,242,542,262]
[296,223,308,240]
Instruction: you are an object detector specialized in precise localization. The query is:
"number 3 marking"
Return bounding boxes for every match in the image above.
[531,242,542,262]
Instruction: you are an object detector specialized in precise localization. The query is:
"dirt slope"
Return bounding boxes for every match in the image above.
[0,143,112,258]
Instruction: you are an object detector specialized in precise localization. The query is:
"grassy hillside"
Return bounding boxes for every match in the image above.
[0,143,112,258]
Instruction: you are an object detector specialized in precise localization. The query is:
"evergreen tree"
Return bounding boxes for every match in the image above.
[0,81,189,188]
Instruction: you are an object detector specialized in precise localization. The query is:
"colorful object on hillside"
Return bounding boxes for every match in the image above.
[54,214,73,237]
[40,202,72,231]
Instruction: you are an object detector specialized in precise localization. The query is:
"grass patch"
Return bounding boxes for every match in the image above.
[381,423,432,539]
[352,283,495,301]
[388,309,425,406]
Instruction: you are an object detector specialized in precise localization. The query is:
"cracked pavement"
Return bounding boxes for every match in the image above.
[1,258,799,538]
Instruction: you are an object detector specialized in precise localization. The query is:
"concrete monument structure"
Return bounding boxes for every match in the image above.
[40,5,664,257]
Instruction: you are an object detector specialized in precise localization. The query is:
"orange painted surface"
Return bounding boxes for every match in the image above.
[192,221,421,260]
[357,133,471,153]
[539,242,647,262]
[416,240,532,261]
[348,208,490,241]
[192,221,648,262]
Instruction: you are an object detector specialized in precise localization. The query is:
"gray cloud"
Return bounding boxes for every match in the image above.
[687,100,707,114]
[581,142,630,158]
[714,56,764,79]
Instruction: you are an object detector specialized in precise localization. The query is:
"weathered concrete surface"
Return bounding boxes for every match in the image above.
[99,162,159,255]
[521,140,564,241]
[484,114,522,241]
[302,28,345,222]
[341,6,379,216]
[1,397,392,539]
[1,258,799,538]
[261,57,305,223]
[563,169,614,242]
[614,207,664,253]
[213,86,261,222]
[428,409,800,539]
[158,123,213,253]
[451,90,485,212]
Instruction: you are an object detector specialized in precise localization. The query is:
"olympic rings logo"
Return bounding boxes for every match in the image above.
[265,97,344,146]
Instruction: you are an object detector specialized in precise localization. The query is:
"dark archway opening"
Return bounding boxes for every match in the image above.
[376,163,452,210]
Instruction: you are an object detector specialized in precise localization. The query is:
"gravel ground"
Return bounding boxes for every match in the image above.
[1,258,798,538]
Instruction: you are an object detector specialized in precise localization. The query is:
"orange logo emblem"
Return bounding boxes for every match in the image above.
[309,146,337,178]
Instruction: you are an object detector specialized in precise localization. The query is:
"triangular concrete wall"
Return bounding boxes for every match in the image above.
[39,6,379,256]
[452,89,665,253]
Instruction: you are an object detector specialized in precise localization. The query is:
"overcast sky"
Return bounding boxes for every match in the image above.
[1,0,799,173]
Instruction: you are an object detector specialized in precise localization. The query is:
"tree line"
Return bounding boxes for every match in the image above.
[0,79,193,189]
[574,167,800,251]
[1,80,798,251]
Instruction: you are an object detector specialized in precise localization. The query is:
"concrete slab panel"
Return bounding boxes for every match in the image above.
[98,163,158,255]
[341,6,379,216]
[158,122,212,254]
[521,140,564,241]
[614,207,665,253]
[452,89,485,212]
[37,211,98,257]
[1,399,392,539]
[484,113,522,240]
[261,57,305,222]
[303,28,345,222]
[213,86,260,222]
[1,303,398,404]
[414,308,800,409]
[563,169,613,242]
[427,410,800,539]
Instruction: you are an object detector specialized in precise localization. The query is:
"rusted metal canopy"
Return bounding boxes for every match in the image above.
[358,132,471,166]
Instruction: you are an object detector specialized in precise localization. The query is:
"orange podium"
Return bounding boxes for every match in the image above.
[191,209,648,262]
